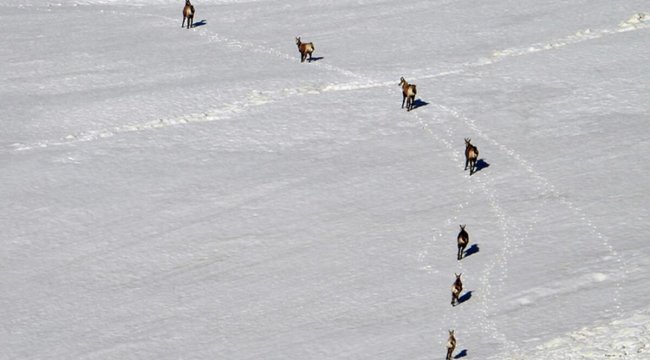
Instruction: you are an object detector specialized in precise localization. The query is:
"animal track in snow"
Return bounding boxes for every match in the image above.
[411,109,520,354]
[434,103,626,317]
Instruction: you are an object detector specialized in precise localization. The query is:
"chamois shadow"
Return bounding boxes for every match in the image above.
[458,291,473,304]
[411,99,429,110]
[192,20,207,27]
[464,244,480,258]
[454,349,468,359]
[308,56,324,62]
[474,159,490,174]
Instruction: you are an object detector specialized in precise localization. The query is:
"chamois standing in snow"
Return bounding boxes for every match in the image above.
[295,37,315,63]
[446,330,457,360]
[457,225,469,260]
[451,273,463,306]
[182,0,195,29]
[464,138,479,175]
[399,77,417,111]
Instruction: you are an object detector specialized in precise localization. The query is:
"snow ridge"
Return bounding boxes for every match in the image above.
[506,309,650,359]
[489,12,649,61]
[11,91,275,151]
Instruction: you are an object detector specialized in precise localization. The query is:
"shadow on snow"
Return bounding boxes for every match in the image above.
[473,159,490,174]
[458,290,473,305]
[454,349,468,359]
[411,98,429,110]
[464,244,479,258]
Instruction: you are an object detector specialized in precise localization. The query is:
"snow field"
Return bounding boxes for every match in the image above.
[2,1,650,359]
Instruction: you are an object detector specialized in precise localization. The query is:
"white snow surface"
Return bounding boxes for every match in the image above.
[2,0,650,359]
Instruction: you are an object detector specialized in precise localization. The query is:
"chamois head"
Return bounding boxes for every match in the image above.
[399,77,406,86]
[185,0,191,5]
[455,273,462,280]
[459,224,466,231]
[464,138,472,146]
[295,37,302,46]
[449,329,455,337]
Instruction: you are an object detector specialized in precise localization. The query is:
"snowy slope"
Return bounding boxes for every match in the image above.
[2,1,650,359]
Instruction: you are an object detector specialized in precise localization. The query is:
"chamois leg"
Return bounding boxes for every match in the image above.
[465,158,469,171]
[402,94,406,109]
[457,247,461,260]
[446,348,453,360]
[182,17,185,28]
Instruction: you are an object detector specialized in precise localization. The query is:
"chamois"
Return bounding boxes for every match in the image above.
[446,330,457,360]
[399,77,417,111]
[457,225,469,260]
[464,138,479,175]
[182,0,195,29]
[451,273,463,306]
[295,37,315,63]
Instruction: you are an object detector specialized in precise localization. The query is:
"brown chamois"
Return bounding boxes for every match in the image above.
[295,37,315,63]
[451,273,463,306]
[446,330,457,360]
[399,77,417,111]
[464,138,479,175]
[182,0,195,29]
[457,225,469,260]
